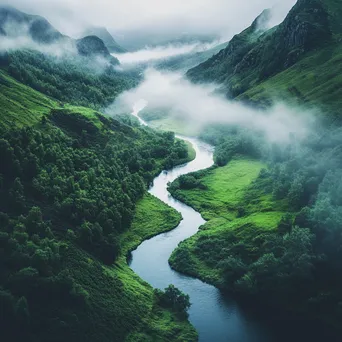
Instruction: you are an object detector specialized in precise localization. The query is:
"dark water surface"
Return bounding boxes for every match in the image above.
[129,106,339,342]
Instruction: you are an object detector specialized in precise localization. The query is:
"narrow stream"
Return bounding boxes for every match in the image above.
[129,105,339,342]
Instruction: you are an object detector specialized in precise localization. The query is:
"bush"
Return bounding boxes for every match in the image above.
[155,285,191,316]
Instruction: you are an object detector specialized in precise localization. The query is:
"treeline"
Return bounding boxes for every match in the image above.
[178,123,342,324]
[3,50,138,109]
[0,110,190,341]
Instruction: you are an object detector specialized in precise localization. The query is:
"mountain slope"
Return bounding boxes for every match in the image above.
[81,27,127,53]
[187,0,340,113]
[0,69,197,341]
[0,5,64,43]
[0,6,117,63]
[156,41,228,72]
[76,35,119,64]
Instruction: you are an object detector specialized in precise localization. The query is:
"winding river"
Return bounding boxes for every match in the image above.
[129,104,339,342]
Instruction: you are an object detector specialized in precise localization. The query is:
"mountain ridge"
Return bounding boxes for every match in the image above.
[187,0,339,112]
[81,26,127,53]
[0,6,117,64]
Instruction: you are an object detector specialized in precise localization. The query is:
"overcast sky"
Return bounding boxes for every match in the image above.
[1,0,297,40]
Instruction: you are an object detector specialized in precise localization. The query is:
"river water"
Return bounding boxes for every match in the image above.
[129,105,339,342]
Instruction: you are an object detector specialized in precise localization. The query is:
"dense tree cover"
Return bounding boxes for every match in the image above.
[0,110,190,341]
[155,285,191,317]
[4,50,138,109]
[172,123,342,325]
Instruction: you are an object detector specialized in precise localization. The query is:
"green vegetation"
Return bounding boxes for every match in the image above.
[187,0,342,117]
[237,41,342,116]
[140,108,201,136]
[0,62,197,341]
[170,118,342,330]
[0,70,57,129]
[169,158,286,284]
[155,285,191,317]
[170,159,269,220]
[3,49,137,110]
[120,194,182,257]
[184,141,196,162]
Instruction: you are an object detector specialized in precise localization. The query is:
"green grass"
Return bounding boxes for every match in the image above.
[171,159,268,220]
[64,105,104,128]
[184,141,196,162]
[120,193,182,257]
[0,70,57,129]
[169,158,286,285]
[0,71,197,341]
[63,242,197,342]
[238,41,342,116]
[0,70,109,131]
[145,116,202,137]
[116,192,197,341]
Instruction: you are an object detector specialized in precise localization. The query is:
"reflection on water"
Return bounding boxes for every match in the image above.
[129,113,340,342]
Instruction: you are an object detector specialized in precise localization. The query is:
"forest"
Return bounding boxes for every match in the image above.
[0,49,138,109]
[169,122,342,327]
[0,106,193,341]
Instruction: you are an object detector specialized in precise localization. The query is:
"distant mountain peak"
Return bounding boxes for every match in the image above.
[252,8,272,32]
[76,35,119,64]
[187,0,333,99]
[0,5,64,43]
[0,6,120,65]
[81,26,127,53]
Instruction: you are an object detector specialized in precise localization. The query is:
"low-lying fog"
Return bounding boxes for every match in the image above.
[112,41,222,68]
[110,68,315,143]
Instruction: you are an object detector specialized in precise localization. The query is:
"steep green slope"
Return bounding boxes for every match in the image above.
[237,35,342,116]
[2,49,136,109]
[0,70,57,129]
[187,0,342,114]
[0,72,197,342]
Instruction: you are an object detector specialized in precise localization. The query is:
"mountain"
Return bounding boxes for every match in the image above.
[156,41,228,72]
[76,35,119,64]
[0,6,118,64]
[113,31,218,51]
[187,0,342,114]
[81,27,127,53]
[0,5,64,43]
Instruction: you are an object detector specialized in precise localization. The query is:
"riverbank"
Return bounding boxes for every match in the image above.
[168,155,342,339]
[168,157,287,286]
[114,192,198,341]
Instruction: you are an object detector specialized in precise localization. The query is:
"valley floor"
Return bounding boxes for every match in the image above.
[168,158,287,286]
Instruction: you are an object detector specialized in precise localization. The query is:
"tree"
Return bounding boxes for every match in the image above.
[15,296,30,329]
[155,285,191,316]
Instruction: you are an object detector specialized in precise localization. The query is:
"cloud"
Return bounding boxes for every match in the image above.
[0,36,77,58]
[0,32,113,74]
[1,0,297,41]
[110,68,314,143]
[113,40,222,68]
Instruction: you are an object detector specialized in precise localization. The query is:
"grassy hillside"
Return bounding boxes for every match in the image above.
[0,70,197,341]
[187,0,342,116]
[169,158,287,285]
[237,41,342,117]
[0,70,57,129]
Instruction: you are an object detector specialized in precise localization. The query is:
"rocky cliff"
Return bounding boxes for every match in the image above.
[187,0,333,99]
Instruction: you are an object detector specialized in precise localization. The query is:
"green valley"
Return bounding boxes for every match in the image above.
[0,61,197,341]
[3,0,342,341]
